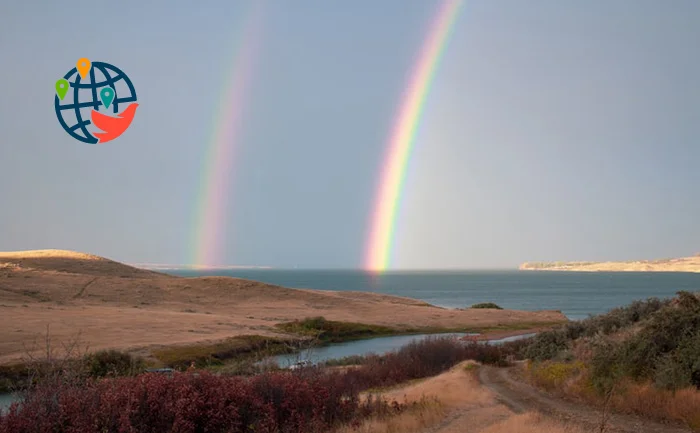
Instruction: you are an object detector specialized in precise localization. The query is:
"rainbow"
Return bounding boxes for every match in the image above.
[191,4,264,268]
[365,0,463,272]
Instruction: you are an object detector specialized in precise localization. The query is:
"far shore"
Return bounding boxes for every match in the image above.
[520,255,700,273]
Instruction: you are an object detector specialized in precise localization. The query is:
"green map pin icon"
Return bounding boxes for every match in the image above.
[100,87,115,109]
[55,79,69,100]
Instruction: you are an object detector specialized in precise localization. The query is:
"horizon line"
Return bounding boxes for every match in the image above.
[132,263,521,272]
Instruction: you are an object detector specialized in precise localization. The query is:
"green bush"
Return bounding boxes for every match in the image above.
[589,340,624,394]
[618,292,700,382]
[470,303,502,309]
[519,296,673,362]
[521,328,570,361]
[581,291,700,393]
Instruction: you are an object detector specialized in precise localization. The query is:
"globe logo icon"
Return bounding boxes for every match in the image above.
[54,58,138,144]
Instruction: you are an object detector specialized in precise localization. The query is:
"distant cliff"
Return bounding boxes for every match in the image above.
[520,255,700,273]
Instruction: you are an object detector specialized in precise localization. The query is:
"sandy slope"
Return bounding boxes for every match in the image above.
[0,250,566,364]
[520,255,700,273]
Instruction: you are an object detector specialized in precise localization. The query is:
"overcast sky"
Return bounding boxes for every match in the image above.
[1,0,699,269]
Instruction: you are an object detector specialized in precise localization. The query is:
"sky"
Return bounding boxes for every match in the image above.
[1,0,699,269]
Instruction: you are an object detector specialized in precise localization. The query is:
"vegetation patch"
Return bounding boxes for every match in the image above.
[84,350,146,378]
[151,335,294,369]
[276,316,565,345]
[0,336,519,432]
[0,364,28,393]
[0,349,147,393]
[520,291,700,430]
[470,302,503,309]
[526,360,586,391]
[275,317,398,343]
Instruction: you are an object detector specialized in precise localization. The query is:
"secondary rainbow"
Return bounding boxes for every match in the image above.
[365,0,463,272]
[191,4,263,268]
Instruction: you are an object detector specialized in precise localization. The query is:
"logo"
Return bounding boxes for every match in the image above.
[54,58,138,144]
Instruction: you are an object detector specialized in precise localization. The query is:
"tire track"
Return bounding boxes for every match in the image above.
[478,365,692,433]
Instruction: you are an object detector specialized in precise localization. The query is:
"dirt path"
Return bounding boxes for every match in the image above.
[476,365,692,433]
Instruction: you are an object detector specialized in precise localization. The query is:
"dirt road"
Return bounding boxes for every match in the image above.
[476,365,691,433]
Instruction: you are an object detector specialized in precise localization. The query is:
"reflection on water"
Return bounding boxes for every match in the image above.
[270,332,534,367]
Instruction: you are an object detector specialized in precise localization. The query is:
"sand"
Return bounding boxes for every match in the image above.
[0,250,566,364]
[520,255,700,273]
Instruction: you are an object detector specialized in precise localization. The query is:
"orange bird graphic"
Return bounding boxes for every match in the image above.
[90,103,139,143]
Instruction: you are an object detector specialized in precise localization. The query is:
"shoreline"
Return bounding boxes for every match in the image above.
[463,327,549,341]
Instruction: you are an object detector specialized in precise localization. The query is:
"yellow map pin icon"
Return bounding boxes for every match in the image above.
[76,58,92,79]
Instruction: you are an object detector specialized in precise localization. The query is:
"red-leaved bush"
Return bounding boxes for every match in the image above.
[0,336,514,432]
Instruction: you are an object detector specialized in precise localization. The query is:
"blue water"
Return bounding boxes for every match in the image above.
[167,269,700,320]
[270,332,536,367]
[271,333,468,367]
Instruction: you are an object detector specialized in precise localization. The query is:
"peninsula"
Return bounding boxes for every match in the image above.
[520,254,700,273]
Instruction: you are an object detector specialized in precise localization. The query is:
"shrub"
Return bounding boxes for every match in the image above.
[653,329,700,390]
[614,292,700,385]
[520,295,675,362]
[0,336,517,432]
[84,350,145,378]
[521,328,570,361]
[471,302,502,309]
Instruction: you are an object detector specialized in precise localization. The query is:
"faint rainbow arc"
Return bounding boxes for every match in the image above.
[365,0,463,272]
[191,4,263,268]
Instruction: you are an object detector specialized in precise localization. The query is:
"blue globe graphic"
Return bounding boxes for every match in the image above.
[54,61,137,144]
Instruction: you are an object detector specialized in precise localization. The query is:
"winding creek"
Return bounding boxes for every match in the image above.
[269,332,535,367]
[0,332,536,413]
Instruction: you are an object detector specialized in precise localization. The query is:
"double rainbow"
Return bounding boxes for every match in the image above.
[191,1,463,270]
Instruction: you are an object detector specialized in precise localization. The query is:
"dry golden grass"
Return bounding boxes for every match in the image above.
[337,362,495,433]
[376,361,494,408]
[0,249,566,364]
[526,361,700,431]
[480,412,586,433]
[611,382,700,430]
[334,397,446,433]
